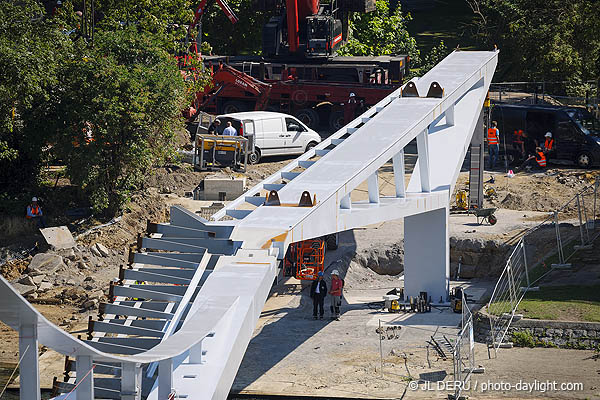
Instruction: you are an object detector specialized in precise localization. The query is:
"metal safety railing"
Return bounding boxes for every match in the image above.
[487,177,600,354]
[489,81,600,108]
[452,290,474,400]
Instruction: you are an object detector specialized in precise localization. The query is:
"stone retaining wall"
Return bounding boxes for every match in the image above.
[474,310,600,350]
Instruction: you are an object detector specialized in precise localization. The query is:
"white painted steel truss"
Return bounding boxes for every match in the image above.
[0,50,497,400]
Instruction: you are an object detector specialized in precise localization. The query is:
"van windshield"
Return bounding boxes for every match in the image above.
[567,109,600,136]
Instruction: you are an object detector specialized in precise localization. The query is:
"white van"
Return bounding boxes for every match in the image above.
[212,111,322,164]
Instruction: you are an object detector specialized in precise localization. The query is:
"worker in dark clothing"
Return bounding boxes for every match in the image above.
[343,93,358,125]
[310,272,327,320]
[517,147,547,172]
[208,119,221,135]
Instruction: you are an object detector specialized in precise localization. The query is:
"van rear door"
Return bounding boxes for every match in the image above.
[243,120,256,153]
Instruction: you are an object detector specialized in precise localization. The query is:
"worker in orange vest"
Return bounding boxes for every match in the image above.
[518,147,547,171]
[514,129,525,158]
[26,197,46,228]
[487,120,500,169]
[543,132,554,154]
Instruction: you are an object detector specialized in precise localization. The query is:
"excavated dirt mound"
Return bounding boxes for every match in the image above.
[455,169,600,218]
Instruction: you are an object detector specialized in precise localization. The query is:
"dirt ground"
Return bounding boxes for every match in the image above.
[1,144,600,396]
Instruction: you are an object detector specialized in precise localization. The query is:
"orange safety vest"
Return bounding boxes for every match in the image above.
[536,151,547,167]
[27,205,40,219]
[487,128,499,145]
[514,130,524,144]
[544,138,554,150]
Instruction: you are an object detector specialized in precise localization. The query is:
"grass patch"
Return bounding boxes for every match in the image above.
[517,285,600,322]
[525,238,579,285]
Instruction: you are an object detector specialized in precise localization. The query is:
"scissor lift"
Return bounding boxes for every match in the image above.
[284,239,325,280]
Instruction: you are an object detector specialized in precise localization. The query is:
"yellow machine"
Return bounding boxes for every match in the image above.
[390,299,400,313]
[455,190,468,210]
[194,134,249,172]
[450,287,463,313]
[484,185,497,199]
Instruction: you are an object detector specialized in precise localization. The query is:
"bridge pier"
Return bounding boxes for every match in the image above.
[403,207,449,303]
[19,323,40,400]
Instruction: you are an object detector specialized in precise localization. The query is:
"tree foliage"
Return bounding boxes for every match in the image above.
[472,0,600,88]
[50,28,190,214]
[338,0,420,63]
[0,0,72,185]
[337,0,450,75]
[0,0,204,215]
[200,0,270,55]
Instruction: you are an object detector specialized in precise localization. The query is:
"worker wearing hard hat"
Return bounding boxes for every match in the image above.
[310,272,327,320]
[208,119,221,135]
[329,270,344,320]
[517,146,547,172]
[343,92,358,125]
[543,132,554,154]
[487,120,500,169]
[26,197,46,228]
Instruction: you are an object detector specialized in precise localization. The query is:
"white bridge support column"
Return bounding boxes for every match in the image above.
[75,355,94,400]
[392,151,406,198]
[122,362,142,400]
[19,323,40,400]
[416,129,431,192]
[158,358,173,399]
[403,207,449,302]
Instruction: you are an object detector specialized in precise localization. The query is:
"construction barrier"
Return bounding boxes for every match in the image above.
[487,177,600,354]
[452,290,475,400]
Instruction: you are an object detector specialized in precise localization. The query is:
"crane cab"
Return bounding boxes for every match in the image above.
[306,15,343,58]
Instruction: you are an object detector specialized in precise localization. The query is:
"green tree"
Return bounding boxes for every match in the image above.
[471,0,600,90]
[0,0,72,187]
[50,28,193,215]
[199,0,270,55]
[418,40,448,75]
[338,0,421,65]
[94,0,195,52]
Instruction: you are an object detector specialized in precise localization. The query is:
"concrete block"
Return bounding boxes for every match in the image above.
[203,174,246,201]
[95,243,110,257]
[18,275,36,286]
[40,226,76,250]
[28,253,66,274]
[12,283,37,296]
[37,282,53,292]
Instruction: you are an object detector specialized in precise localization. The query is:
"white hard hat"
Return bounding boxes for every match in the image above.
[331,269,339,275]
[349,93,355,97]
[545,132,552,138]
[31,197,38,202]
